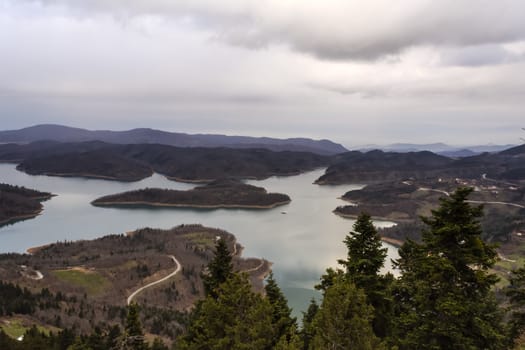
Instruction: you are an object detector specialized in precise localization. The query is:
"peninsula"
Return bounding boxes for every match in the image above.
[0,183,53,226]
[1,141,330,182]
[0,224,270,337]
[92,179,291,209]
[334,177,525,245]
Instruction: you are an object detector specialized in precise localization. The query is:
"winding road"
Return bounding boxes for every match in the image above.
[466,200,524,209]
[242,260,267,273]
[417,187,524,209]
[418,187,450,196]
[127,255,181,305]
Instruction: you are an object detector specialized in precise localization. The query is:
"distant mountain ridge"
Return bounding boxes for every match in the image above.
[356,142,516,156]
[0,124,348,155]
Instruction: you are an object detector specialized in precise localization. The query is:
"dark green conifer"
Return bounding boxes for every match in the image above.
[339,212,387,279]
[202,238,233,299]
[391,187,506,349]
[300,298,319,350]
[506,266,525,344]
[124,302,146,350]
[265,272,298,347]
[176,273,274,350]
[311,275,383,350]
[339,212,393,337]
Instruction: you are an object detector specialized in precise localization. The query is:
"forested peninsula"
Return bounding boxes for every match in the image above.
[0,224,270,347]
[0,183,53,225]
[0,141,329,182]
[92,179,291,209]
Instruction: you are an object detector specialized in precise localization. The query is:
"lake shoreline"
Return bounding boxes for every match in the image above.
[332,209,413,223]
[331,210,405,247]
[91,199,292,209]
[0,210,43,227]
[17,170,151,182]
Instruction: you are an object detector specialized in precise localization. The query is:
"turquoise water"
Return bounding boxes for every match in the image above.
[0,163,398,316]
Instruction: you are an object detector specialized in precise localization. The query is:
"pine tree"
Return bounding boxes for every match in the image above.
[176,273,275,350]
[505,266,525,344]
[391,187,506,349]
[300,298,319,350]
[338,212,392,337]
[202,238,233,299]
[310,275,383,350]
[124,302,147,350]
[265,272,298,347]
[315,267,342,293]
[339,212,387,280]
[105,325,122,350]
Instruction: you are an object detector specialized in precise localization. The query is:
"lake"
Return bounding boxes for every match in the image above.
[0,163,398,316]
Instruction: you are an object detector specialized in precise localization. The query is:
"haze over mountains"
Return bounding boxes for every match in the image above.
[0,124,348,156]
[1,124,516,157]
[357,142,516,157]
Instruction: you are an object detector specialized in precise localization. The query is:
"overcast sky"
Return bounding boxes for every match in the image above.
[1,1,525,147]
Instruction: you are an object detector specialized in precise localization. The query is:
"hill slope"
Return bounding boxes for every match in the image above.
[92,179,291,209]
[0,141,330,182]
[316,147,525,184]
[0,184,53,225]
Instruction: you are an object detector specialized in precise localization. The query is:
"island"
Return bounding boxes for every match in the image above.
[0,183,53,226]
[91,179,291,209]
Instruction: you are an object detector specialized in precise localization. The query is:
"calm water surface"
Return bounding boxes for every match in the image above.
[0,163,398,315]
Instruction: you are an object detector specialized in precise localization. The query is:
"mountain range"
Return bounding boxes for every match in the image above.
[0,124,348,155]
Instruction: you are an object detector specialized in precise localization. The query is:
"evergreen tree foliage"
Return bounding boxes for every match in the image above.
[310,275,383,350]
[85,326,105,350]
[175,273,275,350]
[105,325,122,350]
[505,266,525,344]
[300,298,319,350]
[273,324,302,350]
[391,187,506,349]
[124,302,147,350]
[339,212,393,337]
[265,272,298,347]
[19,325,51,350]
[0,330,19,350]
[202,238,233,299]
[315,267,342,293]
[150,337,169,350]
[339,212,387,280]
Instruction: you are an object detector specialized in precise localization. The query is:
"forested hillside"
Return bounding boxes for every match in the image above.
[92,179,290,209]
[0,141,330,182]
[0,184,52,225]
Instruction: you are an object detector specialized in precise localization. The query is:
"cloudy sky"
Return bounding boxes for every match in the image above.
[1,1,525,147]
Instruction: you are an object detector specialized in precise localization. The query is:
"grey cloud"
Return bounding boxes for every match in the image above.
[21,0,525,61]
[309,63,525,101]
[440,44,525,67]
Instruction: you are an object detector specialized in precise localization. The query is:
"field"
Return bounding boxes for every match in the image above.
[0,317,59,339]
[51,268,110,295]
